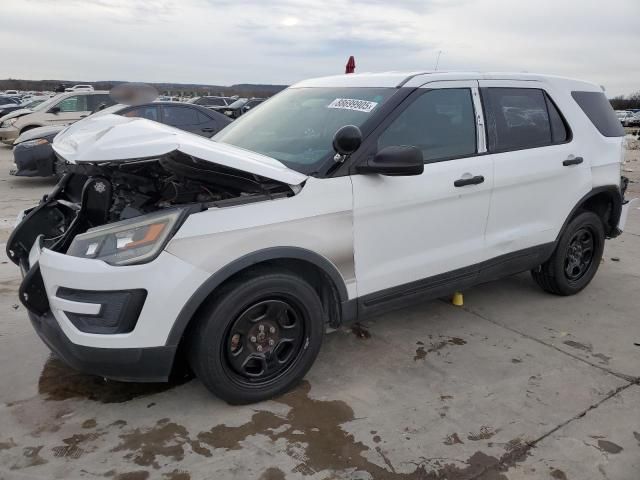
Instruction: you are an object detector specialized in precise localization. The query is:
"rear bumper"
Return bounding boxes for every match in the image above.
[29,308,176,382]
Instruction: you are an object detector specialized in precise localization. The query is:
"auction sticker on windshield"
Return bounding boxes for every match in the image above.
[328,98,378,113]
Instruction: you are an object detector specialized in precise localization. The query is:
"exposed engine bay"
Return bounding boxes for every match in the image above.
[6,151,296,267]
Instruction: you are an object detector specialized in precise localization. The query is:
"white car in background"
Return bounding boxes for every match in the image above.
[65,85,94,92]
[8,71,632,404]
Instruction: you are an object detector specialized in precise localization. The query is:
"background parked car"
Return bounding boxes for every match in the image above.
[625,111,640,127]
[0,95,49,118]
[0,95,22,117]
[10,101,232,177]
[222,97,265,119]
[0,91,115,144]
[189,96,236,110]
[65,84,94,92]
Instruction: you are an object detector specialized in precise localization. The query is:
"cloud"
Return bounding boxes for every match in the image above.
[1,0,638,95]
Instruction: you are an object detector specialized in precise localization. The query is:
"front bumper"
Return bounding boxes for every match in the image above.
[11,142,56,177]
[16,234,210,382]
[28,309,176,382]
[0,125,19,144]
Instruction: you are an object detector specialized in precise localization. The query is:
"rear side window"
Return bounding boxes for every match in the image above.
[483,88,554,152]
[162,106,200,126]
[571,91,625,137]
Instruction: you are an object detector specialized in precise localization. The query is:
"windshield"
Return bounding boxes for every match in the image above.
[22,99,46,109]
[31,94,64,112]
[214,87,393,174]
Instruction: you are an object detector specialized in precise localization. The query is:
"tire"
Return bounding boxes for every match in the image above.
[531,211,605,296]
[187,268,325,404]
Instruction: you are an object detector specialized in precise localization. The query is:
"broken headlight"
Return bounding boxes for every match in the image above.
[67,209,185,266]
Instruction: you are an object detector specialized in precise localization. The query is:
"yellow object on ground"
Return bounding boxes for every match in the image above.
[452,291,464,306]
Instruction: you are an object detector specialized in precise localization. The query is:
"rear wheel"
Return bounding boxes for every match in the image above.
[531,211,605,295]
[187,269,325,404]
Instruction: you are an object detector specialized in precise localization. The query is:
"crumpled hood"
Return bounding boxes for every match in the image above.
[52,113,308,185]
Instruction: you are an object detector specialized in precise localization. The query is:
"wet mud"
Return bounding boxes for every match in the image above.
[38,356,190,403]
[414,336,467,361]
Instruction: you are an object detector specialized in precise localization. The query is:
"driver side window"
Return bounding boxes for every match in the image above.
[378,88,477,163]
[56,95,88,113]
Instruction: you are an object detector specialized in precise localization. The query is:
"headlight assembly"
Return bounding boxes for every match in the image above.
[1,118,17,128]
[19,138,49,148]
[67,209,185,266]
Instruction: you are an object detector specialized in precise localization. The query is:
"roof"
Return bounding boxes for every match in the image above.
[292,71,602,92]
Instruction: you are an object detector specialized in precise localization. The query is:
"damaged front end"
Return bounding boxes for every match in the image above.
[8,114,306,315]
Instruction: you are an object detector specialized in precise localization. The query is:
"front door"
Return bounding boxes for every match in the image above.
[47,94,92,125]
[351,81,494,306]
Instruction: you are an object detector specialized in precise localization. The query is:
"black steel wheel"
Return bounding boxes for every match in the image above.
[222,298,308,387]
[532,211,605,296]
[187,268,324,404]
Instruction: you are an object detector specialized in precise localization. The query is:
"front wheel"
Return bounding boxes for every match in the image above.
[531,211,605,295]
[187,269,325,404]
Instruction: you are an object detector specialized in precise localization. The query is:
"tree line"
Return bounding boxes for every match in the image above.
[609,91,640,110]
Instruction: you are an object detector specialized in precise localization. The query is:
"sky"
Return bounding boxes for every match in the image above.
[1,0,639,97]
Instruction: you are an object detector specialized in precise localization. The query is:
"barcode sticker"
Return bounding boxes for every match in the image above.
[328,98,378,113]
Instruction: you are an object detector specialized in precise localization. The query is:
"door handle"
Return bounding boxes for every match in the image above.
[79,114,88,118]
[454,175,485,187]
[201,127,215,132]
[563,156,583,166]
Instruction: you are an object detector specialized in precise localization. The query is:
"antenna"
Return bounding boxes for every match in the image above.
[434,50,442,71]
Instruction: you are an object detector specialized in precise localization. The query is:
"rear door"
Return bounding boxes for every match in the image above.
[160,105,207,134]
[479,80,591,259]
[352,81,494,302]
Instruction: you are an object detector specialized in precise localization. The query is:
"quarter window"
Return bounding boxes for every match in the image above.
[378,88,477,163]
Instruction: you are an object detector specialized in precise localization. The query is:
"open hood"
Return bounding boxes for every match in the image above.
[52,113,307,185]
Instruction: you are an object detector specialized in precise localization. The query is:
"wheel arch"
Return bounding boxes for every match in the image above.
[166,247,353,348]
[558,186,623,240]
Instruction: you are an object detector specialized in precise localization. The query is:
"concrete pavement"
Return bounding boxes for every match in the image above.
[0,143,638,480]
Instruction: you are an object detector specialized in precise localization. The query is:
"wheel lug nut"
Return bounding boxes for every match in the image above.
[257,345,263,352]
[250,336,257,343]
[269,327,276,334]
[268,339,275,346]
[258,325,264,332]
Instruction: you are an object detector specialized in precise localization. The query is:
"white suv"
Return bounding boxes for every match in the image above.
[8,72,632,404]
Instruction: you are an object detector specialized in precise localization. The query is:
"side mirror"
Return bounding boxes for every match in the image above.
[357,146,424,176]
[333,125,362,156]
[49,106,60,114]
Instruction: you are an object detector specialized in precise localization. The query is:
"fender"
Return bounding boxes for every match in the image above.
[556,185,623,241]
[165,246,351,346]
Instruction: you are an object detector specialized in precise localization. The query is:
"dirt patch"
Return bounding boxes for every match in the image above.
[162,470,191,480]
[258,467,286,480]
[82,419,98,429]
[38,357,189,403]
[112,418,210,469]
[52,432,105,459]
[597,439,623,454]
[563,340,611,364]
[350,323,371,339]
[443,433,464,445]
[11,445,48,470]
[467,426,499,441]
[414,336,467,361]
[550,468,568,480]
